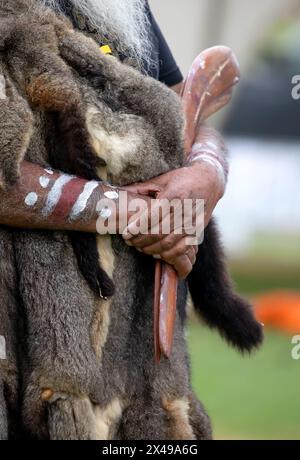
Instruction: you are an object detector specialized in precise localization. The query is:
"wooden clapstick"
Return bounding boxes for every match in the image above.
[154,46,240,362]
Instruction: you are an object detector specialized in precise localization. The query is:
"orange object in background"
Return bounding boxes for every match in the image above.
[254,291,300,334]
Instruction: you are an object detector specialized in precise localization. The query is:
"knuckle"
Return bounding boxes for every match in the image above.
[161,237,174,252]
[143,245,157,255]
[161,246,183,261]
[187,247,196,260]
[132,237,144,248]
[174,255,191,279]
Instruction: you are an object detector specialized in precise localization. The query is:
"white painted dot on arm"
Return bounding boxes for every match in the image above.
[104,190,119,200]
[39,176,50,188]
[25,192,38,207]
[99,207,112,219]
[44,168,54,175]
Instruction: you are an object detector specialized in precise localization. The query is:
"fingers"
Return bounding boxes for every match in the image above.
[140,233,185,256]
[127,233,163,248]
[168,244,198,279]
[123,181,162,197]
[161,243,198,267]
[123,193,189,243]
[129,231,183,253]
[123,199,173,240]
[136,235,198,279]
[172,255,193,279]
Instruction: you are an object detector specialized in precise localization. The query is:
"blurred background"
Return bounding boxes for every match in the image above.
[150,0,300,440]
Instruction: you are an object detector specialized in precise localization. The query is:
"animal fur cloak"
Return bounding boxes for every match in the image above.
[0,0,262,440]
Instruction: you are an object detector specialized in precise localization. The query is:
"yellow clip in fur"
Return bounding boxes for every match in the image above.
[100,45,112,55]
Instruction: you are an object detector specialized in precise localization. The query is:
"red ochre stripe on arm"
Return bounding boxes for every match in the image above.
[51,177,88,220]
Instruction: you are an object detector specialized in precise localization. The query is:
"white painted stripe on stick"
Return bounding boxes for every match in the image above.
[70,181,99,220]
[42,174,74,216]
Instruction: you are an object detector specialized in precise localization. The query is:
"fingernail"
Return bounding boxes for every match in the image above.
[153,255,161,259]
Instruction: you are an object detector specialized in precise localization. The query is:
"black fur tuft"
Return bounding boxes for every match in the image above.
[69,233,115,299]
[188,220,263,353]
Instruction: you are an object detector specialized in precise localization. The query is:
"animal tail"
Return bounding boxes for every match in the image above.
[69,232,115,299]
[188,220,263,353]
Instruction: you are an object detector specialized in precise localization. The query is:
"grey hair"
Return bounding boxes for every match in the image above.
[41,0,154,70]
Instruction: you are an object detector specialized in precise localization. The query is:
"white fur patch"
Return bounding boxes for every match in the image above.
[163,398,195,440]
[97,235,115,278]
[93,398,123,440]
[86,106,141,178]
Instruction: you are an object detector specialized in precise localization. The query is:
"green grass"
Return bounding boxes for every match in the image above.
[186,232,300,439]
[230,232,300,294]
[188,323,300,439]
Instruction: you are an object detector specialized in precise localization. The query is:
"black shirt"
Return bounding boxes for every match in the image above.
[56,0,183,87]
[144,2,183,85]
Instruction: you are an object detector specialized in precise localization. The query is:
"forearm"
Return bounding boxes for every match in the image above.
[186,124,228,171]
[170,84,229,188]
[185,124,229,194]
[0,161,146,233]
